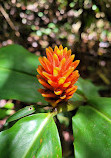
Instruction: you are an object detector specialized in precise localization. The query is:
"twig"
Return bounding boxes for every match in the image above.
[0,4,20,37]
[97,71,110,85]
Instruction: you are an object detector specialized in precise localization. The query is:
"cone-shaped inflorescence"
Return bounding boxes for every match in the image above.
[37,45,80,107]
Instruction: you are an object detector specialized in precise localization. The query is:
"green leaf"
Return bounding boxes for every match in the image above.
[0,113,62,158]
[72,97,111,158]
[70,93,85,102]
[6,105,35,123]
[88,97,111,118]
[75,77,100,99]
[0,44,46,103]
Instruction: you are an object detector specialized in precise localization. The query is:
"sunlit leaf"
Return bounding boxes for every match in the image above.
[0,113,62,158]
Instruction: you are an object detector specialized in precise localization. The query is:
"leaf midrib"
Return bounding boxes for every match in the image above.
[0,66,36,77]
[89,105,111,123]
[23,113,52,158]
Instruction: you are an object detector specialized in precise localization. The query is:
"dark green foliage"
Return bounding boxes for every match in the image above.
[0,44,46,103]
[72,97,111,158]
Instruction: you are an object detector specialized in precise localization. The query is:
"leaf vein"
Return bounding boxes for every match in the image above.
[0,66,36,77]
[89,106,111,123]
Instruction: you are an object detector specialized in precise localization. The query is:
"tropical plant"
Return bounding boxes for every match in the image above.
[0,44,111,158]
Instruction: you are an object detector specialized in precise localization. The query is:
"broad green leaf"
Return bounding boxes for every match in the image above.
[6,105,35,123]
[0,44,46,103]
[0,44,38,75]
[0,113,62,158]
[70,93,85,102]
[72,97,111,158]
[75,77,100,98]
[88,97,111,118]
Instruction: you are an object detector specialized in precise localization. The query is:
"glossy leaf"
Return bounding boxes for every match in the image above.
[72,97,111,158]
[0,113,62,158]
[75,77,100,98]
[0,44,46,103]
[6,105,35,123]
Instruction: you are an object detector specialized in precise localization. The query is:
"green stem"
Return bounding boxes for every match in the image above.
[52,101,83,117]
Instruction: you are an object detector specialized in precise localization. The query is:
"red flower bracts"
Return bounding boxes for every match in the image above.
[37,45,80,107]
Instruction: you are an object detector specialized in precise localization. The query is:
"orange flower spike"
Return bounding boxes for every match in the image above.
[63,81,71,88]
[65,55,75,69]
[37,45,80,107]
[67,49,72,57]
[53,54,59,67]
[46,48,53,63]
[59,58,66,70]
[59,45,63,50]
[63,47,68,58]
